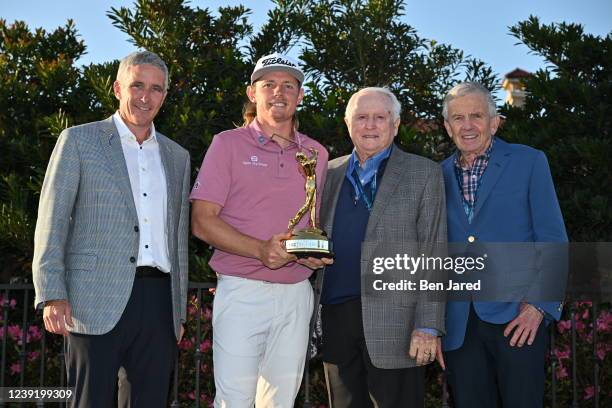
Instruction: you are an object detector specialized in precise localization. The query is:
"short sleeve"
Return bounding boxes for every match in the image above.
[190,134,232,207]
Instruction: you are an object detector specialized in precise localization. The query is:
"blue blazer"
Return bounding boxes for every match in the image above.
[441,138,568,351]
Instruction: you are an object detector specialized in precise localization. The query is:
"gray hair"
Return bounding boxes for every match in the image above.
[442,82,497,120]
[116,51,169,91]
[345,87,401,122]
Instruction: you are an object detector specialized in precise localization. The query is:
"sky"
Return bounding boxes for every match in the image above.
[3,0,611,99]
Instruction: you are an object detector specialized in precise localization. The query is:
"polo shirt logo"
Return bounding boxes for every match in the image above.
[242,155,268,167]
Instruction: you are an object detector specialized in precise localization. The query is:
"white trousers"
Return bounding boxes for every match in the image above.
[213,275,314,408]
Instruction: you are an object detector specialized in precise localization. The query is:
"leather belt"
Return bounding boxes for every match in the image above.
[135,266,168,279]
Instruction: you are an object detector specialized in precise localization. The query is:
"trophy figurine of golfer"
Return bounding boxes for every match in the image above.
[285,148,333,259]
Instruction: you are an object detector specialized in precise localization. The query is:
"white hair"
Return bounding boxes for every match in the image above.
[442,82,497,120]
[345,87,401,122]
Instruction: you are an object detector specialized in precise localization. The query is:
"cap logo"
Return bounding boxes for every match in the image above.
[251,53,304,84]
[261,57,297,68]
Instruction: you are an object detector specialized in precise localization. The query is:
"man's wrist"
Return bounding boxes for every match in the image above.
[44,299,66,306]
[254,239,267,261]
[529,304,546,316]
[417,328,440,337]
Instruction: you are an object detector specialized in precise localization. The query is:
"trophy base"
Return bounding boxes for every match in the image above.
[285,228,334,259]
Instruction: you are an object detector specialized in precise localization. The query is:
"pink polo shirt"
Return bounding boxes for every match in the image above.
[190,120,329,283]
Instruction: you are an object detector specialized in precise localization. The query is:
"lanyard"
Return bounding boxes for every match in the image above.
[454,166,484,223]
[351,167,377,211]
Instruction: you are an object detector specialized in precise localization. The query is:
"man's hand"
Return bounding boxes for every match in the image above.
[408,329,438,366]
[43,299,73,336]
[178,324,185,344]
[503,303,544,347]
[258,232,297,269]
[297,257,334,270]
[435,337,445,370]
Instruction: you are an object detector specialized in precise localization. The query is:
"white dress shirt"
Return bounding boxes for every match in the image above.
[113,112,171,272]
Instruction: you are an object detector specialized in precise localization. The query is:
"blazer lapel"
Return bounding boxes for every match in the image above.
[474,138,511,217]
[321,157,350,239]
[365,147,403,237]
[442,157,470,228]
[158,135,178,238]
[98,117,138,221]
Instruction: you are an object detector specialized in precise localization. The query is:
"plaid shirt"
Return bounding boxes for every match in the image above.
[453,138,495,223]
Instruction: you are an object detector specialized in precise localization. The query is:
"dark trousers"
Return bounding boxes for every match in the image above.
[445,304,548,408]
[321,299,425,408]
[65,275,177,408]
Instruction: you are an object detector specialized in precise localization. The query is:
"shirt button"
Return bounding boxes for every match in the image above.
[143,193,147,197]
[145,245,149,249]
[468,235,476,243]
[134,226,139,232]
[129,256,136,263]
[280,163,284,168]
[141,167,146,172]
[144,218,149,223]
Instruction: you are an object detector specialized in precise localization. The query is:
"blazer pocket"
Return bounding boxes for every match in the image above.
[66,253,97,271]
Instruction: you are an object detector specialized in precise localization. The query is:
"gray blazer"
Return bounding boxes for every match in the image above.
[313,146,447,369]
[32,116,190,339]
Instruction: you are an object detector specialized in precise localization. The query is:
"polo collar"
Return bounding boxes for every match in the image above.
[249,119,304,150]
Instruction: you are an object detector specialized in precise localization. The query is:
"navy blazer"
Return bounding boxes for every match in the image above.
[441,138,567,351]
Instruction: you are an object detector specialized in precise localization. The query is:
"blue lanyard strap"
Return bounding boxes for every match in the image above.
[351,167,377,211]
[454,165,484,223]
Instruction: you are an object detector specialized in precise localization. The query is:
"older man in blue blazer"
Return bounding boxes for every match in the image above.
[440,82,567,408]
[32,51,190,407]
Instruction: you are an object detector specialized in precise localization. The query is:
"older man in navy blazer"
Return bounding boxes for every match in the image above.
[440,82,567,408]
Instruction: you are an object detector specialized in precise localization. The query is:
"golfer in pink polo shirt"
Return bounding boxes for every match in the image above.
[191,53,333,407]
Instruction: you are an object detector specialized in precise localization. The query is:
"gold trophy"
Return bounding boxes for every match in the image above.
[285,149,333,259]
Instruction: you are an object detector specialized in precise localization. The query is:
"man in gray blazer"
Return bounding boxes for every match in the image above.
[32,51,190,407]
[312,87,446,407]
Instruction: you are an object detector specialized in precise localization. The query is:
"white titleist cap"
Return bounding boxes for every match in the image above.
[250,52,304,84]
